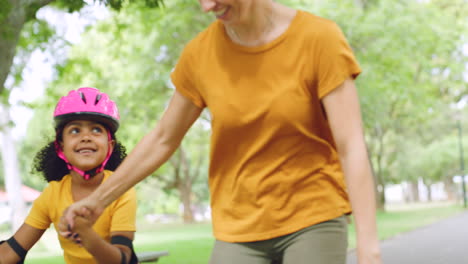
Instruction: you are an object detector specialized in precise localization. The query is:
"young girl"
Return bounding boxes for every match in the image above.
[0,87,138,264]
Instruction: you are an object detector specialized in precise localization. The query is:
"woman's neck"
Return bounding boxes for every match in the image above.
[225,2,295,47]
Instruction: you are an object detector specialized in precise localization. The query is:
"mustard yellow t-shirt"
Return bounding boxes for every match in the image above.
[171,10,361,242]
[25,170,137,264]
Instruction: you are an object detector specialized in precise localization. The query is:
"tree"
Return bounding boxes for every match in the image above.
[399,134,468,201]
[18,0,468,222]
[0,0,164,94]
[165,118,210,223]
[0,0,163,231]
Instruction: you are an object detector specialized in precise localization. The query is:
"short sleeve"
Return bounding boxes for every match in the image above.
[170,41,206,108]
[24,185,51,230]
[110,187,137,232]
[315,22,361,99]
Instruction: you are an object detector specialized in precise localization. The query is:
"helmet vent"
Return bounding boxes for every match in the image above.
[79,92,87,104]
[95,94,102,105]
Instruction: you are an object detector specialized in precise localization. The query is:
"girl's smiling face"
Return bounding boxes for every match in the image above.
[60,120,114,172]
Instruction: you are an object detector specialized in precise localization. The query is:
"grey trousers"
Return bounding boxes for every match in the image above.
[209,215,348,264]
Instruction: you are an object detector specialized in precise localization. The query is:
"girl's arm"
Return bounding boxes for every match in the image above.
[322,78,382,264]
[73,216,134,264]
[60,90,202,230]
[0,223,45,264]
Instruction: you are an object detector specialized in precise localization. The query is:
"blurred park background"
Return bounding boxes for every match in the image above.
[0,0,467,263]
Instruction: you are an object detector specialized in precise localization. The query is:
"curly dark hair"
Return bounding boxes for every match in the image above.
[32,134,127,182]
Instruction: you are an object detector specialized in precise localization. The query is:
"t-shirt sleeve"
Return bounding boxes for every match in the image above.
[24,185,51,230]
[110,187,137,232]
[170,40,207,108]
[315,22,361,99]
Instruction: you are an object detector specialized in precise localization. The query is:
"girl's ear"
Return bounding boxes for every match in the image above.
[109,139,116,152]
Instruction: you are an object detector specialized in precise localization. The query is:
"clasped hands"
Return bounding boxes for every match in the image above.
[58,207,94,246]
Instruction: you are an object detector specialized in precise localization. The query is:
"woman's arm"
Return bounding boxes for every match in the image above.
[322,78,382,264]
[60,90,203,230]
[0,224,45,264]
[73,216,134,264]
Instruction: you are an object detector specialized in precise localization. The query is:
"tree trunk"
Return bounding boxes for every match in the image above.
[403,182,412,203]
[374,130,386,211]
[0,0,53,93]
[179,181,194,223]
[0,0,53,233]
[378,183,386,211]
[0,1,24,93]
[410,181,420,202]
[375,170,385,210]
[178,147,195,223]
[443,176,456,201]
[0,104,26,232]
[354,0,380,10]
[426,183,432,202]
[366,138,384,211]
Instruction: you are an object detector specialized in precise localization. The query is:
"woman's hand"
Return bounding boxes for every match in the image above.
[322,79,383,264]
[58,196,104,240]
[357,243,383,264]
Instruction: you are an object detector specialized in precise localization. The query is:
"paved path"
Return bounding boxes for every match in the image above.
[346,210,468,264]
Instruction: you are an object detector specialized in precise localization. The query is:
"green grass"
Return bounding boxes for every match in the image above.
[134,222,214,264]
[23,204,465,264]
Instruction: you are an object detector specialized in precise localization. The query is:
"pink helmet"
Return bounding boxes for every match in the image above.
[54,87,120,133]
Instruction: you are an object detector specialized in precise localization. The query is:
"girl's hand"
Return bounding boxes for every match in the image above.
[58,196,103,239]
[72,216,95,246]
[73,215,93,232]
[58,211,81,245]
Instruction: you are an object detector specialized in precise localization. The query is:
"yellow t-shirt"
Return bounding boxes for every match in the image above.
[171,10,361,242]
[25,170,137,264]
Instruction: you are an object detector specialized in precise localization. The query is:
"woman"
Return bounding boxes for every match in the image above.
[59,1,382,263]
